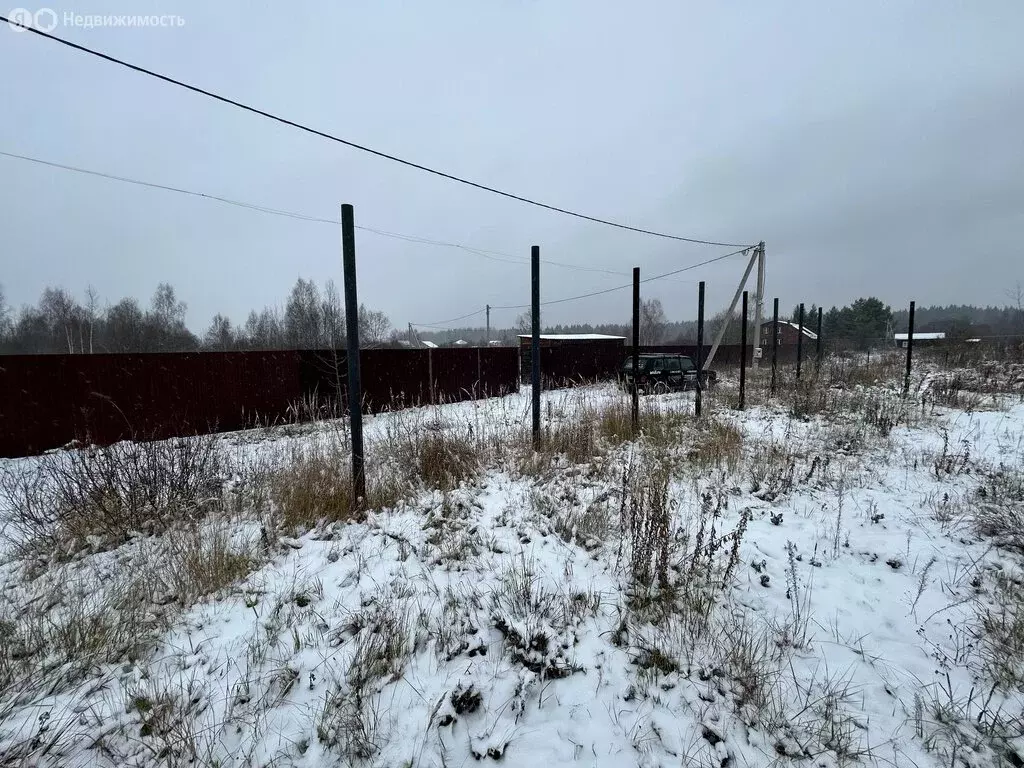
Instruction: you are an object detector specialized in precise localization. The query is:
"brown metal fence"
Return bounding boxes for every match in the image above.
[0,348,519,458]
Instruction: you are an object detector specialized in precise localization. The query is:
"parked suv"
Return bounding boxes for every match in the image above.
[620,353,716,393]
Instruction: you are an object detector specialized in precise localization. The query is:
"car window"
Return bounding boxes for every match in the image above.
[622,358,651,372]
[680,358,695,372]
[647,359,663,372]
[664,358,681,372]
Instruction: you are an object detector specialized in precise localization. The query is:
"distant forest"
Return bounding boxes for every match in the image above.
[1,281,1022,354]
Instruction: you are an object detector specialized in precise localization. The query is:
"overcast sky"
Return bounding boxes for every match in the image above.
[2,1,1022,332]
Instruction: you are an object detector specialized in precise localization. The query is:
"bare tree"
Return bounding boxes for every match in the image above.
[514,311,541,335]
[0,283,10,339]
[1006,281,1024,332]
[243,307,284,350]
[284,278,323,348]
[84,285,100,354]
[39,287,77,353]
[321,280,345,347]
[358,304,392,348]
[638,299,667,345]
[106,298,145,352]
[151,283,187,327]
[204,314,234,350]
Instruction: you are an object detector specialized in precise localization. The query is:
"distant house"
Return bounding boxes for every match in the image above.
[421,340,439,349]
[894,332,945,348]
[487,339,503,347]
[452,339,469,347]
[760,320,818,346]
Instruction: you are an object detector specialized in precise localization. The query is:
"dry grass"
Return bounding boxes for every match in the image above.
[0,436,225,557]
[270,445,407,533]
[156,521,259,604]
[686,417,743,472]
[974,570,1024,690]
[618,455,673,590]
[401,430,480,491]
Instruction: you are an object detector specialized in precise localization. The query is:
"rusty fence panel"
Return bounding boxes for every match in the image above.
[1,347,521,458]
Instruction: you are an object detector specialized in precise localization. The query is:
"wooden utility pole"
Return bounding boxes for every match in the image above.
[485,304,491,345]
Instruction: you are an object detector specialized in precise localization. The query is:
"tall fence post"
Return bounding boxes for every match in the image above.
[341,203,366,506]
[531,246,541,446]
[816,306,823,373]
[904,300,916,397]
[796,303,805,380]
[427,348,435,404]
[632,266,640,431]
[739,290,748,410]
[476,346,482,397]
[771,298,779,396]
[695,281,705,417]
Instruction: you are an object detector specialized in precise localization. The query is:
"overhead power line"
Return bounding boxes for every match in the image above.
[1,17,754,249]
[0,149,639,278]
[413,246,751,327]
[491,247,752,310]
[414,309,488,328]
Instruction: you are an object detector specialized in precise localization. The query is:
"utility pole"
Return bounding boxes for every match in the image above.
[704,247,758,370]
[408,322,414,346]
[485,304,491,345]
[751,242,766,369]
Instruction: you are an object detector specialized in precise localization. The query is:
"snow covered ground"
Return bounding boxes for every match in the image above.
[1,361,1023,767]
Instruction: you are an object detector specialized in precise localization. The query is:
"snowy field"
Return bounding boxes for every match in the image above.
[1,356,1023,767]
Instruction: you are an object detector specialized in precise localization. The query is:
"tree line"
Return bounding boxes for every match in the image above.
[418,294,1024,350]
[0,280,393,354]
[3,280,1020,355]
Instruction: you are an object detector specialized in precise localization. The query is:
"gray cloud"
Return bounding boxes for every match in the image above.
[2,0,1022,332]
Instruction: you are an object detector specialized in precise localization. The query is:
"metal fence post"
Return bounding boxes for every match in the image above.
[771,298,779,396]
[796,303,805,380]
[695,281,705,417]
[341,203,366,505]
[816,306,823,373]
[739,290,748,410]
[632,267,640,431]
[476,346,482,397]
[531,246,541,445]
[904,300,916,397]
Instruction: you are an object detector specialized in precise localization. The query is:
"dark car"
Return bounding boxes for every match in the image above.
[620,354,716,393]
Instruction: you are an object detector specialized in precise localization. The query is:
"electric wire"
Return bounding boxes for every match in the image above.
[0,17,755,248]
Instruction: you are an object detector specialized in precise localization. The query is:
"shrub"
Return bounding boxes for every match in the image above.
[1,436,225,556]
